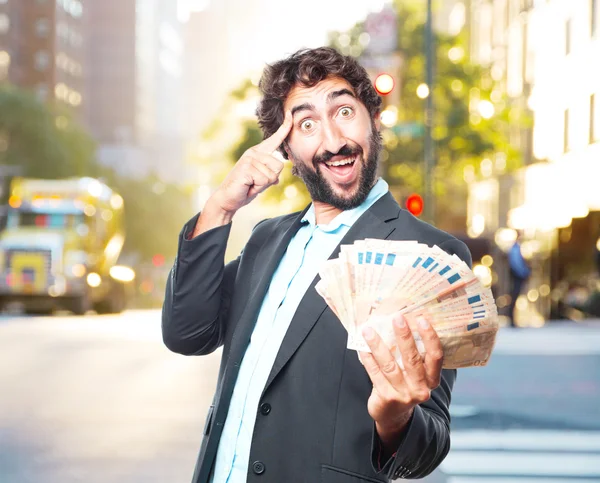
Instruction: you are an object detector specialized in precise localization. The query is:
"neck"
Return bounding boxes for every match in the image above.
[312,178,380,225]
[313,201,343,225]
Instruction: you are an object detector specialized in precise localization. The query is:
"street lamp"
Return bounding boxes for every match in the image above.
[424,0,435,225]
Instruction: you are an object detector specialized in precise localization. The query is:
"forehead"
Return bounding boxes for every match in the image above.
[284,77,357,111]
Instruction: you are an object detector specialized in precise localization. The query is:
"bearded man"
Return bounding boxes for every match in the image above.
[162,47,471,483]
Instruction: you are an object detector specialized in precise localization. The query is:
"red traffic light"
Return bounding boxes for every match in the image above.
[152,254,165,267]
[374,73,395,96]
[406,193,424,216]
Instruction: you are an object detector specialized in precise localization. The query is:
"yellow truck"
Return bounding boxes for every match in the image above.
[0,177,134,315]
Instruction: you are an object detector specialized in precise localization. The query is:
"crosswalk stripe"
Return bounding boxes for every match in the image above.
[440,451,600,477]
[450,430,600,452]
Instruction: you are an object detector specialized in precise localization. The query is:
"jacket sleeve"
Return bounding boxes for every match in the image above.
[371,237,472,480]
[161,213,240,356]
[371,369,457,480]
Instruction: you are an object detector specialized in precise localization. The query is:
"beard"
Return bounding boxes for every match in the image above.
[290,128,382,211]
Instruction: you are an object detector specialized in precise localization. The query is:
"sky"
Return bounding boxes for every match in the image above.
[179,0,391,77]
[179,0,394,137]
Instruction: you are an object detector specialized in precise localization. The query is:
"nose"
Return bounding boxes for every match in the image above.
[321,118,346,155]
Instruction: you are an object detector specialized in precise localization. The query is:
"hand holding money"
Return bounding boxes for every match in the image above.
[315,239,499,369]
[359,312,443,445]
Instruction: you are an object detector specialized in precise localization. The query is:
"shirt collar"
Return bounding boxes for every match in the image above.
[301,178,388,233]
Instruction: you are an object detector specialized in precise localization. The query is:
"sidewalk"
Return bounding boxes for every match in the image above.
[533,318,600,328]
[494,318,600,355]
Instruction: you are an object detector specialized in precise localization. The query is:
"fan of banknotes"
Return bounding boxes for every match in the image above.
[315,239,499,369]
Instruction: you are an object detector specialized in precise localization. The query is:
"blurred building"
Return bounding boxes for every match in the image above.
[435,0,468,36]
[0,0,85,115]
[81,0,188,183]
[466,0,600,323]
[182,8,225,140]
[83,0,148,179]
[136,0,187,184]
[84,0,136,144]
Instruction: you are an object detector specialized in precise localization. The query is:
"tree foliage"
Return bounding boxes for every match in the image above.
[210,3,529,229]
[329,2,528,230]
[0,85,191,263]
[0,85,96,178]
[99,170,192,263]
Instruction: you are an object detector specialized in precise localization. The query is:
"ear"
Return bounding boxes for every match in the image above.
[282,141,293,161]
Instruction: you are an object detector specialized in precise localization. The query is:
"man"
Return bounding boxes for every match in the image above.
[162,47,471,483]
[507,233,531,327]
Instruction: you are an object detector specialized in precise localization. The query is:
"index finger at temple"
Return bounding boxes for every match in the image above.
[257,111,293,154]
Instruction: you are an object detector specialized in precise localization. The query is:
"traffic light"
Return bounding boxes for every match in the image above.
[152,254,165,267]
[374,73,395,96]
[406,193,424,217]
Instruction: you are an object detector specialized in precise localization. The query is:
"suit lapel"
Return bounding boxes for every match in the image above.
[205,210,314,483]
[263,193,401,392]
[227,210,308,362]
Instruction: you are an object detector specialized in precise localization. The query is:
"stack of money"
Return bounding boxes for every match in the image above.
[315,239,498,369]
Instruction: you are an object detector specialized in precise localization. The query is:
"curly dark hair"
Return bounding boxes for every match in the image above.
[256,47,382,159]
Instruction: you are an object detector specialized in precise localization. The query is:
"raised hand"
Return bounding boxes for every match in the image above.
[213,111,293,214]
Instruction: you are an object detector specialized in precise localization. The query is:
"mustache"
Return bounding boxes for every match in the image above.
[313,145,362,166]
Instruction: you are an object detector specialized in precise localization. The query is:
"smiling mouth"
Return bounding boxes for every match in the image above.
[320,156,359,183]
[324,156,356,167]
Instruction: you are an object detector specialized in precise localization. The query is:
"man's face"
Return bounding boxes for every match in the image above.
[283,77,382,211]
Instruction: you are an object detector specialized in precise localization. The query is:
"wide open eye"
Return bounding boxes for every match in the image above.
[339,106,354,117]
[300,119,315,132]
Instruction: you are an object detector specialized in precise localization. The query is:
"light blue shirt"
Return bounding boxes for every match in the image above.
[211,178,388,483]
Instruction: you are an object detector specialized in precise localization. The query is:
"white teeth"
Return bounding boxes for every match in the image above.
[325,157,355,167]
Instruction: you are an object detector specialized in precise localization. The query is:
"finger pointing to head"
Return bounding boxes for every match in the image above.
[258,110,293,154]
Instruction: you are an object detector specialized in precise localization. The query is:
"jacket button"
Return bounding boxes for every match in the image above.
[252,461,265,474]
[260,403,271,415]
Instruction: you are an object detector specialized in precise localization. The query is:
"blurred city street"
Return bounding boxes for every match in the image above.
[425,322,600,483]
[0,310,221,483]
[1,310,599,483]
[1,0,600,481]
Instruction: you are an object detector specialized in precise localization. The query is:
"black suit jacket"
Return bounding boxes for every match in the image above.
[162,192,472,483]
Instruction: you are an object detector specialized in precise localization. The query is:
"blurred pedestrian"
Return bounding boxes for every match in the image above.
[595,235,600,277]
[507,232,531,327]
[162,47,472,483]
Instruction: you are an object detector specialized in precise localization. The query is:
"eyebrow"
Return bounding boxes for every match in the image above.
[290,88,357,117]
[291,102,314,117]
[328,88,356,102]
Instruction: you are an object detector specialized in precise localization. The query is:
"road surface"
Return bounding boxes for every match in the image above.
[1,311,599,482]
